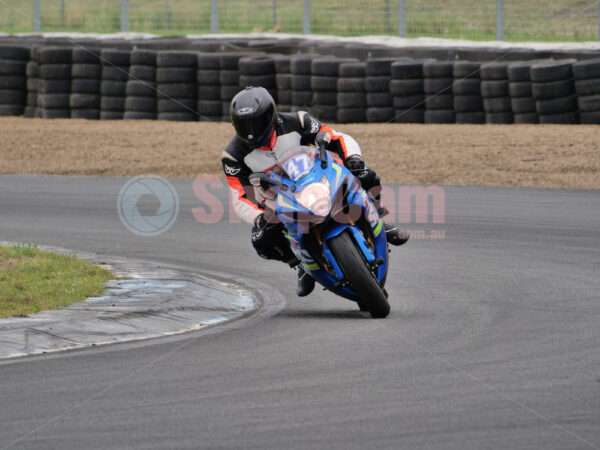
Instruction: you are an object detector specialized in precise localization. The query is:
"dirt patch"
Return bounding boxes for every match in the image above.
[1,117,599,189]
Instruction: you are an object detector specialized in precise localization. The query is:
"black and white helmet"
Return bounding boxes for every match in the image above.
[230,86,277,148]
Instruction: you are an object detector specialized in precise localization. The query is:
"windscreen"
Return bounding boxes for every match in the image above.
[276,146,316,182]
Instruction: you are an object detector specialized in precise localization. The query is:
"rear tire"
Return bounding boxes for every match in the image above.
[328,231,390,318]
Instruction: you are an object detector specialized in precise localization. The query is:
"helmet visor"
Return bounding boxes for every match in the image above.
[233,103,275,145]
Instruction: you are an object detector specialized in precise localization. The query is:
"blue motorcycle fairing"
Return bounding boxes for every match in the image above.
[268,149,388,302]
[322,222,375,265]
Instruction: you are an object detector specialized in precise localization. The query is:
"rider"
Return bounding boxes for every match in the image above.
[222,86,409,297]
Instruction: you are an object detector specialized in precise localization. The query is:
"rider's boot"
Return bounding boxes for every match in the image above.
[297,267,316,297]
[384,223,410,246]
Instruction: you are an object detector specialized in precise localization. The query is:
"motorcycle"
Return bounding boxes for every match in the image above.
[249,143,390,318]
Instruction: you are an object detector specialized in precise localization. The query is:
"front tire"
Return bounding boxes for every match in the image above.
[328,231,390,318]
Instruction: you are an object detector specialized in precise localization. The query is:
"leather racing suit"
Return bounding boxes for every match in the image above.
[221,110,382,262]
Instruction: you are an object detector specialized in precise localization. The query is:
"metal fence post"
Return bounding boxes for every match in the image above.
[165,0,170,30]
[273,0,277,28]
[384,0,391,34]
[33,0,41,32]
[211,0,219,33]
[398,0,406,37]
[303,0,311,34]
[121,0,129,32]
[60,0,65,28]
[496,0,504,41]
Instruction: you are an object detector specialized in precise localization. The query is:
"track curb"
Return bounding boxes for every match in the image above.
[0,243,257,359]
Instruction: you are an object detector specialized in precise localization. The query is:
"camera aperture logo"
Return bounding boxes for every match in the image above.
[117,175,179,237]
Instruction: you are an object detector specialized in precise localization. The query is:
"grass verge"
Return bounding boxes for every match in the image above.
[0,244,113,319]
[0,0,597,41]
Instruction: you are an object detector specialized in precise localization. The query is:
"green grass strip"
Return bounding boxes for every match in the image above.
[0,0,598,41]
[0,244,113,319]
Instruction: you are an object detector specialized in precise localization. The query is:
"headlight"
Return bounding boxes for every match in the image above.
[294,175,331,216]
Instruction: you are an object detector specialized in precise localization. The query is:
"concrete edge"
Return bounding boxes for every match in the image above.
[7,31,600,50]
[0,242,259,359]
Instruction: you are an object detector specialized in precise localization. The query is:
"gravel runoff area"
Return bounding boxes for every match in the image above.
[1,117,599,189]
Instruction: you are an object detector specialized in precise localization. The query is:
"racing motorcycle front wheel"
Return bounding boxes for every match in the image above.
[328,230,390,318]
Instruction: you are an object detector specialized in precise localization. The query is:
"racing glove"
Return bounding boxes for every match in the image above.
[344,155,387,217]
[344,155,369,178]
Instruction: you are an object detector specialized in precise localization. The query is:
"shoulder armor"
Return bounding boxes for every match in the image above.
[297,110,310,128]
[222,137,249,163]
[297,111,321,134]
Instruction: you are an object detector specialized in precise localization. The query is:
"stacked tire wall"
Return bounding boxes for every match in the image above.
[365,58,395,123]
[481,62,513,124]
[156,51,197,121]
[423,61,455,123]
[573,58,600,124]
[196,53,221,122]
[24,48,39,118]
[125,49,157,120]
[38,47,73,119]
[275,55,292,113]
[100,49,129,120]
[70,47,101,120]
[337,61,366,123]
[311,57,351,122]
[0,45,29,117]
[1,39,600,124]
[507,61,539,124]
[390,60,425,123]
[453,61,484,124]
[238,54,278,111]
[531,60,578,124]
[290,55,314,113]
[220,53,246,121]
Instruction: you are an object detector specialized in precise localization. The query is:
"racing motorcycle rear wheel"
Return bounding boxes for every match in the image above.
[328,231,390,318]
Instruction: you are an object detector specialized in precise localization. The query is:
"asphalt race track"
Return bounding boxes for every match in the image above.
[0,175,599,450]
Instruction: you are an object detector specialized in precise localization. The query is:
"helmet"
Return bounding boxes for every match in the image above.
[230,86,277,148]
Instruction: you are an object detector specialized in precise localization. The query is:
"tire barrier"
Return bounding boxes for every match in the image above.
[275,55,292,113]
[38,47,72,119]
[481,62,513,124]
[156,51,197,121]
[391,60,426,124]
[531,60,578,124]
[1,39,600,124]
[220,53,247,121]
[125,49,157,120]
[70,46,101,120]
[508,61,539,124]
[423,61,455,124]
[336,61,366,123]
[453,61,484,124]
[238,54,278,116]
[311,57,354,123]
[24,48,39,118]
[0,45,29,117]
[100,49,130,120]
[290,54,314,112]
[365,58,395,123]
[573,58,600,124]
[197,53,221,122]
